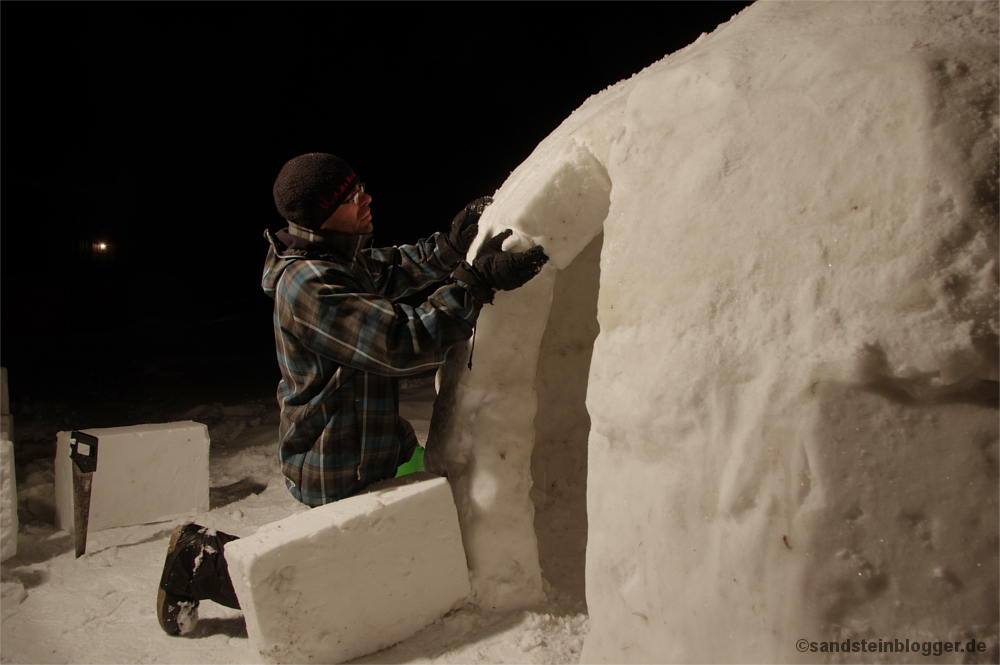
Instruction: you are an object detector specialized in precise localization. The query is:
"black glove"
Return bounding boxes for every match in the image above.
[453,229,549,302]
[437,196,494,266]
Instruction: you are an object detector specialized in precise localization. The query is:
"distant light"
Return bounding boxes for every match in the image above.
[93,242,109,253]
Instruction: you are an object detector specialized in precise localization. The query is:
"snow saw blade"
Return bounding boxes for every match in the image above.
[69,431,99,557]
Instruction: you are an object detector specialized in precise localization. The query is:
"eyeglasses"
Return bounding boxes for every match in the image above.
[341,183,365,206]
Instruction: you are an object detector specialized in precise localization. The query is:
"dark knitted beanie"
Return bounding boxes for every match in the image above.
[273,153,358,229]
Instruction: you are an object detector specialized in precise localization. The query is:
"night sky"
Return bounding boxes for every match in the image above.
[2,2,754,413]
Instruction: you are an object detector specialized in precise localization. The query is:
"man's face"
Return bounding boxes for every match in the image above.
[320,183,373,234]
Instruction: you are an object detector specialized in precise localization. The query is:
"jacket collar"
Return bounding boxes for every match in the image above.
[274,222,372,261]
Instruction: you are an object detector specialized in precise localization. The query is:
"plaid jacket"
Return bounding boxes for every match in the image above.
[262,224,481,506]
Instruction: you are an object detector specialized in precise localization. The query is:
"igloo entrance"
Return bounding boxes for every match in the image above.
[424,131,613,611]
[425,224,604,612]
[531,232,602,609]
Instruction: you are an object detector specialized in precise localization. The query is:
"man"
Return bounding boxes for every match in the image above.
[156,152,548,636]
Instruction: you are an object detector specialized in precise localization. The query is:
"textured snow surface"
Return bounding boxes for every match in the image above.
[429,0,998,662]
[584,3,997,661]
[1,383,587,664]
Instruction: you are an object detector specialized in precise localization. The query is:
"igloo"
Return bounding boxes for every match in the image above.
[426,1,999,662]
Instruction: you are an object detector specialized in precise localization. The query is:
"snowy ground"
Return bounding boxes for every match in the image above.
[1,380,588,664]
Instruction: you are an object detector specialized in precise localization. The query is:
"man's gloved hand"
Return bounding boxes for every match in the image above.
[453,229,549,303]
[437,196,494,266]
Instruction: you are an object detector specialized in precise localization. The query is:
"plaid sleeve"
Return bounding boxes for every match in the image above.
[277,258,479,377]
[364,233,459,301]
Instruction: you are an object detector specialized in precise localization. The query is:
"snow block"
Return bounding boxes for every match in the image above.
[1,367,10,440]
[225,475,471,664]
[1,437,17,562]
[54,422,209,535]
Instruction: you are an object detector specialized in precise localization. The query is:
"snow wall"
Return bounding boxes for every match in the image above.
[427,1,998,662]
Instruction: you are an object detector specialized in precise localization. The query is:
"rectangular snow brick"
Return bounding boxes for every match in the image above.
[226,475,471,664]
[54,422,209,535]
[1,367,10,440]
[1,437,17,562]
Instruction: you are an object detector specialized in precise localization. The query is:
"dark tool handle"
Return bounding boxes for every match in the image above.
[70,431,99,474]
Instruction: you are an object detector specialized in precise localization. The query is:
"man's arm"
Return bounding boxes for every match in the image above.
[365,234,457,301]
[366,197,492,301]
[276,260,481,377]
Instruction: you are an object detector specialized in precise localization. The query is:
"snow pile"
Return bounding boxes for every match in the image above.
[430,0,998,661]
[226,475,471,664]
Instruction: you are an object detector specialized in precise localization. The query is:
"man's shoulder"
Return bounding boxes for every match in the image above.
[282,254,354,280]
[278,253,367,299]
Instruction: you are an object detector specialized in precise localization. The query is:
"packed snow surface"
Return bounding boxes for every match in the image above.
[429,0,998,662]
[1,383,588,663]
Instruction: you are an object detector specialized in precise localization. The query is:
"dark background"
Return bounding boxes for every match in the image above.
[2,2,754,419]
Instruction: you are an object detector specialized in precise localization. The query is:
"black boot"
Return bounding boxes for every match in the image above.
[157,523,241,636]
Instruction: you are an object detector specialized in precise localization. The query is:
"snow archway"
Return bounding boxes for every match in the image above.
[426,131,614,610]
[431,1,998,661]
